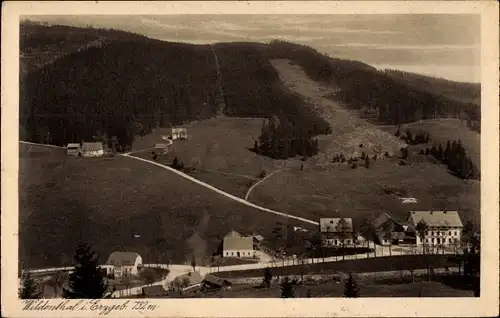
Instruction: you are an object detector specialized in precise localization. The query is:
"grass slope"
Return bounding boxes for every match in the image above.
[249,160,480,227]
[19,144,315,269]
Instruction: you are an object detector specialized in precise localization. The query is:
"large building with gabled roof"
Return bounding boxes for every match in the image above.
[406,210,463,247]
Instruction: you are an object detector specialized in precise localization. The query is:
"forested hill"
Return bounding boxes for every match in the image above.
[266,40,481,127]
[20,23,480,150]
[20,23,330,149]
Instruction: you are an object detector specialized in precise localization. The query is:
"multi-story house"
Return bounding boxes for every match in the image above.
[407,210,463,247]
[319,217,353,247]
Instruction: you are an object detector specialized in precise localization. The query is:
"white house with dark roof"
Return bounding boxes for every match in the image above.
[105,251,142,279]
[407,210,463,246]
[319,217,353,247]
[80,142,104,157]
[222,236,255,258]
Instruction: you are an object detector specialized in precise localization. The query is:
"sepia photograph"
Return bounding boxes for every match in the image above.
[2,1,499,317]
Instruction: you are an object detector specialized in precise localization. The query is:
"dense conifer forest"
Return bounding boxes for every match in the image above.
[20,23,480,156]
[266,40,480,127]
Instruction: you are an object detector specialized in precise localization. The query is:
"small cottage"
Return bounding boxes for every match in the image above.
[222,236,255,258]
[105,251,143,279]
[80,142,104,157]
[66,143,81,156]
[171,127,188,140]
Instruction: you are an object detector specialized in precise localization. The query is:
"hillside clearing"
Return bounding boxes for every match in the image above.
[19,143,316,270]
[270,59,406,163]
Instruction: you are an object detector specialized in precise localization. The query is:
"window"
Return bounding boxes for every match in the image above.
[448,231,451,235]
[454,231,457,236]
[231,252,234,256]
[426,238,430,243]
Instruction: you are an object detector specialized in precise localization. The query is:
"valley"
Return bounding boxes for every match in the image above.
[17,21,481,300]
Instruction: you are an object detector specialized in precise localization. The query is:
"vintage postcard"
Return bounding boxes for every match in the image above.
[2,1,499,317]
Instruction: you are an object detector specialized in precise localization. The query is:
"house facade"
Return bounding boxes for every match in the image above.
[373,213,408,246]
[222,236,255,258]
[319,217,353,247]
[66,143,81,155]
[105,251,143,279]
[171,128,188,140]
[80,142,104,157]
[407,210,463,247]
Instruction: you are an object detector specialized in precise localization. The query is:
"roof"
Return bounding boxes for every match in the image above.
[105,252,141,266]
[154,143,167,148]
[408,211,463,228]
[203,275,232,287]
[172,127,187,132]
[223,236,254,251]
[67,143,80,148]
[224,230,242,239]
[319,218,353,233]
[253,235,264,241]
[81,142,103,152]
[172,271,203,287]
[373,213,406,229]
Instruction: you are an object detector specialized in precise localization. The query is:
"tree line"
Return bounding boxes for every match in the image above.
[421,140,479,180]
[266,40,480,126]
[20,39,220,150]
[253,117,320,159]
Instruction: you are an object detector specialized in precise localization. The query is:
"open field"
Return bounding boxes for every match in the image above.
[249,159,480,226]
[270,59,407,163]
[130,117,304,197]
[19,143,316,270]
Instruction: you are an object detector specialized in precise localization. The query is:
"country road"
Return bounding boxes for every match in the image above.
[120,152,319,226]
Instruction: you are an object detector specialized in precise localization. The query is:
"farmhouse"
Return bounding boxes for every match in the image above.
[105,251,143,279]
[202,274,232,292]
[171,127,188,140]
[319,217,353,247]
[222,236,255,258]
[373,213,410,246]
[407,210,463,246]
[170,271,203,293]
[80,142,104,157]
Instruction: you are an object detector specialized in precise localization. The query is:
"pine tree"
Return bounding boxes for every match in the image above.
[263,267,273,288]
[63,242,107,299]
[365,156,370,168]
[437,144,444,160]
[19,271,41,299]
[280,277,295,298]
[343,273,360,298]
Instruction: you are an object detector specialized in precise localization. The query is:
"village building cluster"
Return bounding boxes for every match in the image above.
[318,210,464,248]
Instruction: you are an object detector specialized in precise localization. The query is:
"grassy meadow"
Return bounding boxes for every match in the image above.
[19,143,315,270]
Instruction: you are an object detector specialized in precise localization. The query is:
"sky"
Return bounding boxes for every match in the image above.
[26,14,481,83]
